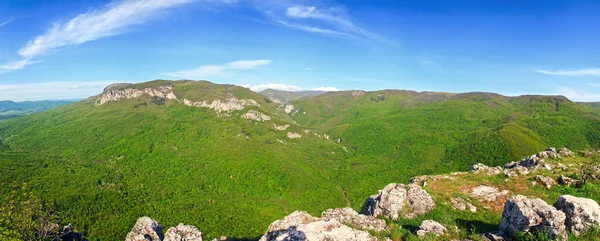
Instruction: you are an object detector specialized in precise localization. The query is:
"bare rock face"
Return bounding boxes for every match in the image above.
[97,85,177,105]
[503,166,529,178]
[557,175,575,186]
[258,211,377,241]
[361,183,435,220]
[451,197,477,213]
[284,104,295,114]
[470,186,509,202]
[241,110,271,122]
[471,163,503,175]
[287,132,302,139]
[273,124,290,131]
[183,98,260,114]
[553,195,600,236]
[321,208,387,232]
[535,175,556,189]
[416,220,448,237]
[164,224,203,241]
[499,195,567,240]
[125,217,164,241]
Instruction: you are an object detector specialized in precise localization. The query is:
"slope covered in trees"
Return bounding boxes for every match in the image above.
[1,80,599,240]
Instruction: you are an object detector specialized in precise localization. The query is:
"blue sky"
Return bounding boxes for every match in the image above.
[1,0,600,101]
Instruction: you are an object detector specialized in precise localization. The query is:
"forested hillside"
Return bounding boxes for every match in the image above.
[1,80,600,240]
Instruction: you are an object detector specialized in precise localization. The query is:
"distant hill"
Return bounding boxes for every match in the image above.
[0,100,75,120]
[579,102,600,111]
[1,80,600,240]
[259,89,326,104]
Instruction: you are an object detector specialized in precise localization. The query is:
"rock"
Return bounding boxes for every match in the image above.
[61,223,86,241]
[259,211,377,241]
[451,197,477,213]
[535,175,556,189]
[553,195,600,236]
[470,186,509,202]
[499,195,567,240]
[164,223,203,241]
[556,163,568,171]
[504,161,518,169]
[125,217,163,241]
[286,132,302,139]
[579,151,595,158]
[321,208,387,232]
[546,147,557,153]
[273,124,290,131]
[97,85,177,105]
[557,175,574,186]
[361,183,435,220]
[284,104,295,114]
[558,147,574,157]
[471,163,502,175]
[483,231,507,241]
[183,97,260,114]
[241,110,271,122]
[416,220,447,237]
[503,166,529,178]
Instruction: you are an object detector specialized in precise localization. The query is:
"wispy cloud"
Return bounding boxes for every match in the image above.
[0,81,115,101]
[260,3,392,45]
[1,0,228,73]
[0,59,40,73]
[557,87,600,102]
[164,59,272,79]
[242,83,339,92]
[589,83,600,87]
[0,18,13,27]
[534,68,600,76]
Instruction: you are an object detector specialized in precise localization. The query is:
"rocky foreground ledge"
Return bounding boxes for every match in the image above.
[120,147,600,241]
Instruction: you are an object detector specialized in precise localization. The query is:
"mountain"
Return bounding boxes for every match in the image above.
[259,89,325,104]
[0,100,74,120]
[1,80,600,240]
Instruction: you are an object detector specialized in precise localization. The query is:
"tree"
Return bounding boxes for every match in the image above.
[0,181,62,241]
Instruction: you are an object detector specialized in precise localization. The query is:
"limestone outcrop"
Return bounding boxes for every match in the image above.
[164,224,203,241]
[97,85,177,105]
[499,195,567,240]
[361,183,435,220]
[321,208,387,232]
[125,217,164,241]
[258,211,377,241]
[416,220,448,237]
[241,110,271,122]
[553,195,600,236]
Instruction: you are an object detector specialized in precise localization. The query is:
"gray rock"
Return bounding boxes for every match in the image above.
[125,217,163,241]
[557,175,574,186]
[553,195,600,236]
[321,207,387,232]
[416,220,447,237]
[470,186,509,202]
[472,163,503,175]
[164,223,203,241]
[361,183,435,220]
[499,195,567,240]
[558,147,574,157]
[535,175,556,189]
[259,211,377,241]
[451,197,477,213]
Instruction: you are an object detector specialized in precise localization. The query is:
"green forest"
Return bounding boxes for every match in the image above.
[1,80,600,240]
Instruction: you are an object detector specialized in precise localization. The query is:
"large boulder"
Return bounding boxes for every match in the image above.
[553,195,600,236]
[535,175,556,189]
[499,195,567,240]
[361,183,435,220]
[321,208,387,232]
[416,220,448,237]
[164,223,203,241]
[259,211,377,241]
[125,217,164,241]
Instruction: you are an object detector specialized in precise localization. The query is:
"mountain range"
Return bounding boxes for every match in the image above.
[0,80,599,240]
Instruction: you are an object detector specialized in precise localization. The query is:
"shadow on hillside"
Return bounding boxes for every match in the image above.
[455,219,497,234]
[401,224,420,235]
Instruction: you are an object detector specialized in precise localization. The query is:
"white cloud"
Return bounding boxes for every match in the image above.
[1,0,237,72]
[589,83,600,87]
[0,59,40,72]
[0,81,114,101]
[534,68,600,76]
[246,83,302,92]
[311,86,338,91]
[557,87,600,102]
[164,59,272,79]
[224,59,272,69]
[242,83,339,92]
[304,67,312,71]
[259,4,392,45]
